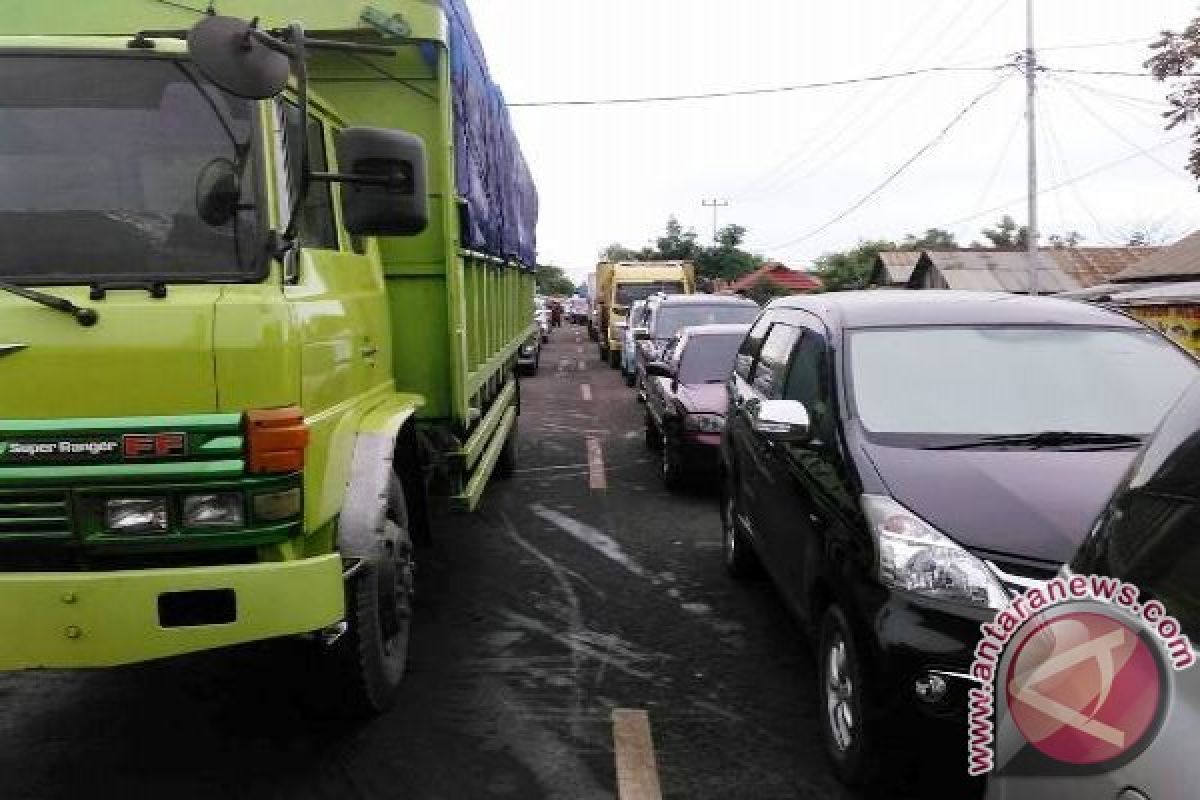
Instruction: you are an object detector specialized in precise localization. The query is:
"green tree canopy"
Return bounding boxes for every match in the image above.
[1148,17,1200,181]
[901,228,958,249]
[535,263,576,296]
[602,217,763,283]
[980,215,1029,250]
[813,239,897,291]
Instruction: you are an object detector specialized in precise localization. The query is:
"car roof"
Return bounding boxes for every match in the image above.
[655,293,758,307]
[680,323,752,337]
[770,289,1144,329]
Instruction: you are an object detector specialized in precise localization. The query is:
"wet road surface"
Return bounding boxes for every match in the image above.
[0,327,963,799]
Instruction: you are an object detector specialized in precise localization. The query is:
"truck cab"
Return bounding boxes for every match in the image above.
[596,260,695,368]
[0,0,535,714]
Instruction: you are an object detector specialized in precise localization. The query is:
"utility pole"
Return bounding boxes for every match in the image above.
[1024,0,1040,296]
[702,198,729,244]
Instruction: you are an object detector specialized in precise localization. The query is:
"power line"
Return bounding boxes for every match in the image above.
[1046,73,1165,111]
[973,114,1023,215]
[1043,67,1200,78]
[1038,82,1113,241]
[766,75,1011,252]
[505,65,1007,108]
[1039,36,1153,52]
[938,133,1191,230]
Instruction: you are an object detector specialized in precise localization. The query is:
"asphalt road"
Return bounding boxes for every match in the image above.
[0,328,957,799]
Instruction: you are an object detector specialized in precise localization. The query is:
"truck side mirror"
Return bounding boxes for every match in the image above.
[334,127,429,236]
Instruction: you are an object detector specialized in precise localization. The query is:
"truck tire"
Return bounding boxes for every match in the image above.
[329,476,415,716]
[496,417,518,479]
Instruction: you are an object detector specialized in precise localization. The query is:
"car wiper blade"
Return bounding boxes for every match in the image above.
[0,281,98,327]
[929,431,1143,450]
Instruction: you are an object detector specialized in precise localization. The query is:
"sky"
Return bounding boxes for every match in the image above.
[468,0,1200,283]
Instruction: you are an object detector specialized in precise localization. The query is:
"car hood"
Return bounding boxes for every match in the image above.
[863,443,1138,564]
[676,383,726,414]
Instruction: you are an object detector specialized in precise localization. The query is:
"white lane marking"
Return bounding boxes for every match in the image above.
[613,710,664,800]
[585,436,607,490]
[581,384,592,402]
[529,504,650,578]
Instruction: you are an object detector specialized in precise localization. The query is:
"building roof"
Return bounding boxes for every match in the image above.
[911,250,1082,294]
[871,251,922,285]
[1044,247,1161,287]
[1112,230,1200,282]
[773,289,1142,330]
[727,262,822,293]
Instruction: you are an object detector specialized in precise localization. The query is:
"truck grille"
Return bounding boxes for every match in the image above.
[0,490,72,539]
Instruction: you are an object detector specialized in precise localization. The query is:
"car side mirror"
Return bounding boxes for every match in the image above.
[334,127,429,236]
[633,328,651,341]
[645,361,674,379]
[752,399,811,443]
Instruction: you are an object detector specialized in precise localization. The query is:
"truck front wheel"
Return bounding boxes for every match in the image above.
[330,476,415,715]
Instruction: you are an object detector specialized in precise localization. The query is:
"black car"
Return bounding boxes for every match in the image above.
[643,323,750,489]
[634,294,759,397]
[718,290,1198,786]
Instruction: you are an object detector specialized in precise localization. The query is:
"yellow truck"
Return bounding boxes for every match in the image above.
[596,261,695,367]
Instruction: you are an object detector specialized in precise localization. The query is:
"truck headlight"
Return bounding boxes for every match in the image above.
[253,488,302,521]
[105,497,168,534]
[183,493,245,528]
[684,413,725,433]
[862,494,1008,610]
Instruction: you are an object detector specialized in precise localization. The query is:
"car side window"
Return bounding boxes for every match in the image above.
[784,329,833,442]
[278,100,339,251]
[735,313,773,381]
[752,324,800,399]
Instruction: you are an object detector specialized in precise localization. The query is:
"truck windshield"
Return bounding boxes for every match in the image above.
[0,56,259,285]
[615,282,685,305]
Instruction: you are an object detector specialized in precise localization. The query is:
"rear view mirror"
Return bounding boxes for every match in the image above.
[633,328,651,341]
[645,361,674,379]
[334,127,429,236]
[752,399,811,443]
[195,157,242,227]
[187,16,291,100]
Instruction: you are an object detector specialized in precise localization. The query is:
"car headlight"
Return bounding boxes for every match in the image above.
[684,413,725,433]
[862,494,1008,610]
[520,344,535,355]
[183,493,245,528]
[105,497,168,534]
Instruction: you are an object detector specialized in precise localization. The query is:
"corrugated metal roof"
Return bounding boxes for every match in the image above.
[1044,247,1161,288]
[1110,279,1200,304]
[913,251,1081,294]
[1112,230,1200,282]
[874,251,921,285]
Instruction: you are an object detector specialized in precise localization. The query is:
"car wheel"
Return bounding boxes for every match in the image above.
[327,476,415,716]
[721,475,760,578]
[818,603,880,787]
[661,437,686,490]
[644,413,662,450]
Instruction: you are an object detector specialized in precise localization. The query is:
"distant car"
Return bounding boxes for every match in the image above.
[985,377,1200,800]
[718,291,1198,788]
[568,295,590,325]
[644,324,750,490]
[635,294,759,398]
[621,299,654,388]
[517,330,541,376]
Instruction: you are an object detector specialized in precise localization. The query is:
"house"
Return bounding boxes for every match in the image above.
[867,251,921,288]
[1110,230,1200,284]
[907,247,1157,294]
[727,262,822,295]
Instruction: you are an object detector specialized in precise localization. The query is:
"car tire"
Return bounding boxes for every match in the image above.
[644,413,662,450]
[327,476,415,716]
[818,603,881,787]
[721,475,760,578]
[661,437,686,490]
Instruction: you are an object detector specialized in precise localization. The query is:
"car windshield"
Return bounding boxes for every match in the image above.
[0,56,259,284]
[654,304,759,340]
[615,281,684,305]
[849,326,1197,437]
[678,333,745,384]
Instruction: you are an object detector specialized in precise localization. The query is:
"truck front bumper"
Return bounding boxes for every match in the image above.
[0,554,344,669]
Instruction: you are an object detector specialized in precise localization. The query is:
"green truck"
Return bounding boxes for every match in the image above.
[0,1,535,712]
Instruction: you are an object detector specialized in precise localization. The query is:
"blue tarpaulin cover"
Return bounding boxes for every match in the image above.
[441,0,538,267]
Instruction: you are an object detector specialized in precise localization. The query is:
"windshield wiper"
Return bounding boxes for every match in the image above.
[928,431,1143,451]
[0,281,98,327]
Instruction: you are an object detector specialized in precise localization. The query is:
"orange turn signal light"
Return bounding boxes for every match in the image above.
[244,406,309,474]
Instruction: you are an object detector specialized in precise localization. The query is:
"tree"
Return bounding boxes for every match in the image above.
[535,263,576,296]
[901,228,958,249]
[1148,18,1200,181]
[813,239,897,292]
[695,223,762,281]
[599,243,651,262]
[980,215,1029,249]
[740,276,794,306]
[1047,231,1084,248]
[655,216,702,261]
